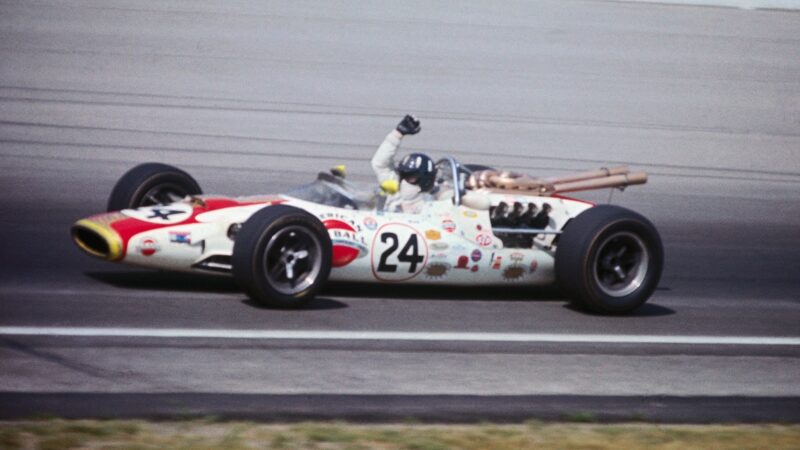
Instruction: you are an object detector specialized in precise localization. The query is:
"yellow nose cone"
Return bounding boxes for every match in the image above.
[380,179,399,195]
[71,217,124,261]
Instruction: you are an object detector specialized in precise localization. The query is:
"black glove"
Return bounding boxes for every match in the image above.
[396,114,421,135]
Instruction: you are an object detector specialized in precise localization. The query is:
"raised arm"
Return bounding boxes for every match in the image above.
[371,115,421,184]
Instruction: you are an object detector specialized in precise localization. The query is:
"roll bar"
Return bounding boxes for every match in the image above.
[436,156,464,206]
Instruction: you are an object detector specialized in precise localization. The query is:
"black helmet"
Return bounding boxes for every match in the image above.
[397,153,437,192]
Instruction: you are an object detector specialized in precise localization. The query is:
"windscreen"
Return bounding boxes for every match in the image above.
[285,174,378,210]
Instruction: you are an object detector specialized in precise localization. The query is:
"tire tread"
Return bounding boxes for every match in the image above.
[555,205,663,314]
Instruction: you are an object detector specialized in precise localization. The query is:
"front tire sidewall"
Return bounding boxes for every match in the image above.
[107,163,202,211]
[232,206,332,309]
[556,206,663,314]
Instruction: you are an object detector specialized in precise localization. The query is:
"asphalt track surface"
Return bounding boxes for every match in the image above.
[1,0,799,422]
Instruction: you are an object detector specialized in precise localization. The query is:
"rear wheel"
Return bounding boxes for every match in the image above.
[107,163,202,211]
[555,205,663,314]
[232,205,332,308]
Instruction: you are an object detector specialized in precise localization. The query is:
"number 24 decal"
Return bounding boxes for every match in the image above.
[371,224,428,281]
[377,232,424,273]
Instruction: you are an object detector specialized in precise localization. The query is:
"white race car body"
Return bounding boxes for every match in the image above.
[73,157,661,314]
[75,180,592,286]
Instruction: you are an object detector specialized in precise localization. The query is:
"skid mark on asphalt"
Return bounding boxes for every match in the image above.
[1,337,112,379]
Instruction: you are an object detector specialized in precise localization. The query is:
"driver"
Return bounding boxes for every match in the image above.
[371,115,437,213]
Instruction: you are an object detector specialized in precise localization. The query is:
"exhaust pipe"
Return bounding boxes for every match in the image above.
[552,171,648,194]
[71,219,124,261]
[545,166,630,185]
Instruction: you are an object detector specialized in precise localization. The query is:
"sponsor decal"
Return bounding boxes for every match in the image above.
[324,219,368,268]
[529,259,539,274]
[149,209,183,220]
[503,264,526,281]
[425,262,450,279]
[430,242,449,251]
[462,210,478,219]
[456,254,479,272]
[475,233,493,247]
[363,216,378,230]
[425,229,441,241]
[318,212,362,231]
[510,252,524,262]
[136,236,160,257]
[442,219,456,233]
[122,203,194,225]
[492,255,502,270]
[471,249,482,262]
[430,252,449,260]
[371,223,428,282]
[476,224,482,231]
[169,231,192,245]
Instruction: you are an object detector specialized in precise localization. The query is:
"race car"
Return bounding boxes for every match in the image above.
[71,158,663,314]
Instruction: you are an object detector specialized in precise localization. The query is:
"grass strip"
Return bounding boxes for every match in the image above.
[0,419,798,449]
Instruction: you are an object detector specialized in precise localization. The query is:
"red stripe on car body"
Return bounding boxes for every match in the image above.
[107,197,285,259]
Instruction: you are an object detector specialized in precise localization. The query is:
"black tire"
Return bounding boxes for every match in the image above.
[107,163,202,211]
[232,205,332,309]
[555,205,663,314]
[463,164,496,172]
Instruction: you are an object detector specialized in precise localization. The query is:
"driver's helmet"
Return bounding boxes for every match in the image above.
[397,153,437,192]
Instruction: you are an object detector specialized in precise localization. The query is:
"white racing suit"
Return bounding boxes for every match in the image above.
[370,130,431,213]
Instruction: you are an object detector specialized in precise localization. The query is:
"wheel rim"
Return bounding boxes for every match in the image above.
[262,226,322,295]
[592,231,649,298]
[139,182,191,207]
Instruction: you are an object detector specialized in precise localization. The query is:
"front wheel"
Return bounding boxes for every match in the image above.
[555,205,663,314]
[107,163,202,211]
[232,205,332,308]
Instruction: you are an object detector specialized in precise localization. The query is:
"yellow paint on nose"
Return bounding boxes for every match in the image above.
[71,218,124,261]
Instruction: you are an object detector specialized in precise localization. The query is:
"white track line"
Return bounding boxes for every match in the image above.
[1,327,799,346]
[617,0,800,10]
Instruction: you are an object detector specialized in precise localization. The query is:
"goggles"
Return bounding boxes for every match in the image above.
[403,175,420,185]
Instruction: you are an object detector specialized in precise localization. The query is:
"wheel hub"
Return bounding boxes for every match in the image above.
[263,227,321,295]
[593,231,649,298]
[279,244,310,281]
